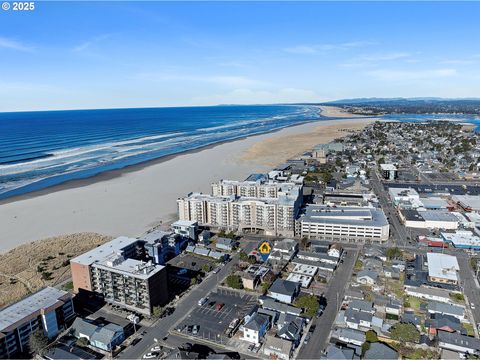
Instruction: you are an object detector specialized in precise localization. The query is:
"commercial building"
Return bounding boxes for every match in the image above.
[451,195,480,212]
[399,210,458,230]
[426,253,459,285]
[178,181,302,237]
[0,287,75,359]
[211,178,300,199]
[388,187,420,207]
[138,230,188,265]
[441,230,480,250]
[380,164,398,181]
[299,205,389,243]
[70,236,168,316]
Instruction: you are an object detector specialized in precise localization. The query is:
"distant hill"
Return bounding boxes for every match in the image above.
[319,98,480,115]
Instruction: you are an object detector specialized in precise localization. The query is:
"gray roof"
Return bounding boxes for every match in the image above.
[334,328,366,343]
[0,287,71,332]
[269,279,299,297]
[402,312,421,326]
[72,318,97,339]
[428,301,465,317]
[364,343,397,360]
[292,257,336,270]
[90,323,123,345]
[349,300,373,313]
[345,308,373,324]
[277,318,303,341]
[301,205,388,227]
[216,237,234,246]
[262,298,302,316]
[244,313,270,331]
[325,345,356,360]
[70,236,138,266]
[427,314,463,332]
[357,270,378,281]
[297,251,338,263]
[438,330,480,351]
[264,335,293,355]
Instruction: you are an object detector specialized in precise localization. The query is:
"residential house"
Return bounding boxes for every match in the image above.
[324,344,358,360]
[272,238,298,261]
[356,270,378,285]
[384,266,401,280]
[268,279,300,304]
[385,301,402,317]
[427,314,465,336]
[428,301,465,321]
[216,237,235,251]
[349,300,374,314]
[345,308,372,330]
[263,335,292,360]
[333,328,366,346]
[327,244,343,258]
[71,318,125,352]
[402,312,422,330]
[404,286,452,303]
[261,298,302,316]
[364,342,398,360]
[277,317,304,345]
[242,313,270,344]
[437,330,480,355]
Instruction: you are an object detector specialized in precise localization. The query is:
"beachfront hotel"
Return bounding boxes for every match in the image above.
[298,205,390,243]
[70,237,168,316]
[0,287,75,358]
[178,180,302,236]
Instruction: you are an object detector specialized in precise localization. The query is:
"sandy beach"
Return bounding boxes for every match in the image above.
[0,110,373,253]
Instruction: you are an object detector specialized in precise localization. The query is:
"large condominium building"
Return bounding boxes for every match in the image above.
[0,287,75,359]
[178,181,302,236]
[299,205,390,243]
[211,179,299,199]
[70,237,168,316]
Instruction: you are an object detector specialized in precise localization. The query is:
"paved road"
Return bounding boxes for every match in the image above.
[370,168,409,247]
[118,254,240,359]
[298,248,359,359]
[457,253,480,325]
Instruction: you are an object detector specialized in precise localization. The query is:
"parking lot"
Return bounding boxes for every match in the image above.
[174,288,257,345]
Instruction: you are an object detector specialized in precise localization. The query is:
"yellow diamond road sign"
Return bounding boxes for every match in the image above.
[259,241,271,255]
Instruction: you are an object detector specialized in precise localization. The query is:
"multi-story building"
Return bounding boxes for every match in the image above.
[211,179,299,199]
[70,237,168,316]
[177,187,301,237]
[298,205,390,243]
[0,287,75,359]
[380,164,398,180]
[138,230,188,265]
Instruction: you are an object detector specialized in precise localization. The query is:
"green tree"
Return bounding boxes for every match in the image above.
[76,337,89,348]
[239,252,249,262]
[28,329,49,355]
[386,247,403,260]
[365,330,378,343]
[294,294,319,317]
[390,323,420,343]
[226,274,243,289]
[202,264,211,273]
[190,277,198,286]
[152,305,164,319]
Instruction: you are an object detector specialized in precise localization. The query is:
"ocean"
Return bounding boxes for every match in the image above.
[0,105,324,199]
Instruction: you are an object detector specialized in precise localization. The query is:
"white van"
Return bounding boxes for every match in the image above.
[198,297,207,306]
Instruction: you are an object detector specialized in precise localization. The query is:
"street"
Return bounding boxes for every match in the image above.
[298,248,359,359]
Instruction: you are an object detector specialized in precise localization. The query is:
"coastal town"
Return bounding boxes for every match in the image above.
[2,116,480,360]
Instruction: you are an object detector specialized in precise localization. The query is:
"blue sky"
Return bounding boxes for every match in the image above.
[1,1,480,111]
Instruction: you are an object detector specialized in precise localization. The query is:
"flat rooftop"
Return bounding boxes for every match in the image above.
[301,205,388,227]
[452,195,480,210]
[427,253,459,282]
[70,236,138,266]
[442,231,480,247]
[0,287,70,332]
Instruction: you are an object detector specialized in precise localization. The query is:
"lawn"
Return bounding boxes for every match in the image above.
[464,322,475,336]
[404,296,426,314]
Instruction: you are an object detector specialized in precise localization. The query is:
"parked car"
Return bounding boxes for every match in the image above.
[187,325,193,334]
[216,303,225,311]
[151,346,161,352]
[247,344,255,352]
[131,338,141,346]
[304,334,311,345]
[209,301,216,307]
[143,353,157,359]
[213,267,221,274]
[192,325,199,335]
[198,297,208,306]
[471,302,476,310]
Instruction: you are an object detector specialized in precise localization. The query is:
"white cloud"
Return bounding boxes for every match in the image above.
[284,41,375,54]
[0,37,33,52]
[191,87,318,105]
[367,68,457,81]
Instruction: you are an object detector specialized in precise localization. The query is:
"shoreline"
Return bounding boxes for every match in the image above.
[0,118,326,206]
[0,114,373,253]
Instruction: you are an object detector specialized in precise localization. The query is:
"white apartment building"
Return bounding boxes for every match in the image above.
[211,179,299,199]
[177,181,302,236]
[299,205,390,243]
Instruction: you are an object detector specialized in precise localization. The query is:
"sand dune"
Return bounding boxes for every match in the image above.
[0,117,372,253]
